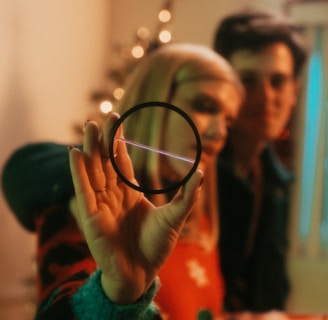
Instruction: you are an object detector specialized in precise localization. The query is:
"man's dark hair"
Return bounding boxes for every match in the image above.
[213,8,308,77]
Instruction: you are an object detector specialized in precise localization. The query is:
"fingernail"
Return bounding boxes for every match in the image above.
[84,119,91,128]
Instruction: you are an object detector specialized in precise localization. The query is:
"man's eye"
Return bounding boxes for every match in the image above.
[271,74,289,89]
[240,75,258,89]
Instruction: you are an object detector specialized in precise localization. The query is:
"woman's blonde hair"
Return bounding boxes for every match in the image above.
[114,43,243,248]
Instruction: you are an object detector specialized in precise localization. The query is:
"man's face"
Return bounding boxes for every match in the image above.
[229,42,299,141]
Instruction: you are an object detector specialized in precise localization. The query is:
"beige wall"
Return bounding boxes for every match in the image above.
[0,1,111,318]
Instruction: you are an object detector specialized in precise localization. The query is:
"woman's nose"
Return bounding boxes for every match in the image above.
[204,115,227,141]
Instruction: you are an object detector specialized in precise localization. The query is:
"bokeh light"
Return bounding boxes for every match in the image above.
[113,87,125,100]
[158,9,171,23]
[131,45,145,58]
[99,100,113,113]
[159,30,172,43]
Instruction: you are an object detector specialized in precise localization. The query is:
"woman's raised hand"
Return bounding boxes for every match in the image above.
[68,112,203,304]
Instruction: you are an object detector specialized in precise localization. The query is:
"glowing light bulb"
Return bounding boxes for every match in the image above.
[159,30,171,43]
[158,9,171,23]
[99,100,113,113]
[131,45,145,58]
[113,88,125,100]
[137,27,149,39]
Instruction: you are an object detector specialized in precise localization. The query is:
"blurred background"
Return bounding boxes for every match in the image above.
[0,0,327,318]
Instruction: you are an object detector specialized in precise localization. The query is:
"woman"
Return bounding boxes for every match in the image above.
[2,43,243,319]
[113,44,243,319]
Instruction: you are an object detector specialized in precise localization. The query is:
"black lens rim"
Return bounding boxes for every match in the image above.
[109,101,202,194]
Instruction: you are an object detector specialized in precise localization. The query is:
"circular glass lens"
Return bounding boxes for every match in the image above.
[109,101,201,194]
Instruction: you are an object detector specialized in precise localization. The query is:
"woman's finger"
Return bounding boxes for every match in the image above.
[113,124,135,181]
[99,112,120,159]
[68,147,98,219]
[83,121,107,192]
[99,113,121,185]
[162,169,204,228]
[101,113,136,184]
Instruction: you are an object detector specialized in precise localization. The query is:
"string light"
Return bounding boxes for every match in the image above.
[99,100,113,113]
[159,30,172,43]
[131,45,145,58]
[137,27,149,39]
[113,87,125,100]
[159,9,171,23]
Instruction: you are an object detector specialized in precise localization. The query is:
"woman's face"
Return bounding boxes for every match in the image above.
[162,79,241,176]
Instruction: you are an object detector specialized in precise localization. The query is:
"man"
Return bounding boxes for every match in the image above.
[213,8,308,312]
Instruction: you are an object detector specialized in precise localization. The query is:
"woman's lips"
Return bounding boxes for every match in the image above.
[201,144,221,160]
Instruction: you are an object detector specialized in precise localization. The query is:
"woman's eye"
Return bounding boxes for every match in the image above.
[192,99,218,114]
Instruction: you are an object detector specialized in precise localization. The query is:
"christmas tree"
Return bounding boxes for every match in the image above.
[91,0,174,115]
